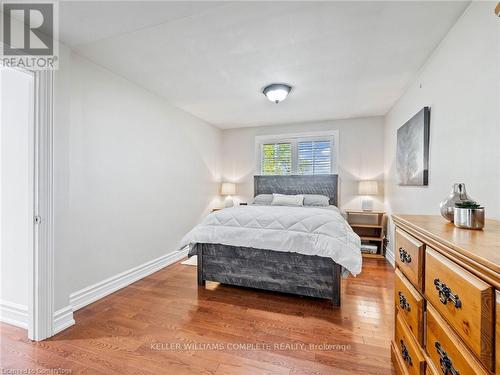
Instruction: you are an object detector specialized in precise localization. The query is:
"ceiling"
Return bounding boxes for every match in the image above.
[59,1,469,129]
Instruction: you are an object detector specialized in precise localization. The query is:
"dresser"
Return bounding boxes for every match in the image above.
[391,215,500,375]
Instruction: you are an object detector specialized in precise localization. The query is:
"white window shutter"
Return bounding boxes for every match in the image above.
[297,140,332,175]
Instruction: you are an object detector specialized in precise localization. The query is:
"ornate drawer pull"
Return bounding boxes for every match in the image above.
[400,339,412,366]
[399,247,412,263]
[398,291,411,311]
[433,279,462,308]
[435,342,459,375]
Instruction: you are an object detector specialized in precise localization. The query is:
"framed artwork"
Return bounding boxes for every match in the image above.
[396,107,430,186]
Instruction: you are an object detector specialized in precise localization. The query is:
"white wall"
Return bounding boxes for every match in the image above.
[221,117,385,210]
[384,2,500,261]
[0,68,33,313]
[53,49,222,311]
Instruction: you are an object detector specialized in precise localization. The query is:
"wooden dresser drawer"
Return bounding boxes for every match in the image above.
[496,291,500,374]
[395,313,425,375]
[391,340,410,375]
[395,268,424,345]
[395,228,425,291]
[426,304,489,375]
[424,361,438,375]
[425,247,494,370]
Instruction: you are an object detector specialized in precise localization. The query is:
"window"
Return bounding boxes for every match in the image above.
[297,140,331,175]
[261,143,292,175]
[257,132,337,175]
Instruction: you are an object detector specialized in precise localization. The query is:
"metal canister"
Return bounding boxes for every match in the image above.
[453,207,485,230]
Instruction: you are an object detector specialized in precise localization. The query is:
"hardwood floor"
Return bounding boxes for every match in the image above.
[1,258,395,374]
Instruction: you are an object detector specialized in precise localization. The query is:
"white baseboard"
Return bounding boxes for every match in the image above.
[53,305,75,334]
[0,300,28,329]
[0,300,75,335]
[70,249,188,312]
[386,249,395,267]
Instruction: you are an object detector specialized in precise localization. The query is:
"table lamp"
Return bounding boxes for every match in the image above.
[221,182,236,207]
[358,180,378,211]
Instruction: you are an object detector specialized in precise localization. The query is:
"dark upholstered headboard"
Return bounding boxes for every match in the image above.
[254,175,339,206]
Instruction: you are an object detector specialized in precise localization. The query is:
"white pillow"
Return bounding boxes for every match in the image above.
[303,194,330,207]
[271,194,304,207]
[252,194,273,205]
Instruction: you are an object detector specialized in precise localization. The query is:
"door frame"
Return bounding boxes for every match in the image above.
[28,70,55,341]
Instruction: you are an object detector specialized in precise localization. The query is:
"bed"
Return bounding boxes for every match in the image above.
[180,175,361,306]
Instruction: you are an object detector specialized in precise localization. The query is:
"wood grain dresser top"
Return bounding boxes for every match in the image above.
[393,215,500,284]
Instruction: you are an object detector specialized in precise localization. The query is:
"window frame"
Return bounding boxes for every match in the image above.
[255,130,339,176]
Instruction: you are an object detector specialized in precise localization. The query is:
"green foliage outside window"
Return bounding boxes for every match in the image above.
[262,143,292,175]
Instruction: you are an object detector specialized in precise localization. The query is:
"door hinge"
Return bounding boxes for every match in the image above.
[34,216,42,224]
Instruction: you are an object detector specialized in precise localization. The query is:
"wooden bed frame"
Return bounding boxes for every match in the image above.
[196,174,342,306]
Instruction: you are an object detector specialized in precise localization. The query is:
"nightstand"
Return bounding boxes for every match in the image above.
[212,204,247,212]
[345,210,386,258]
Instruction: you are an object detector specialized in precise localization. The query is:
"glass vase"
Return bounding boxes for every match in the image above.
[439,183,475,222]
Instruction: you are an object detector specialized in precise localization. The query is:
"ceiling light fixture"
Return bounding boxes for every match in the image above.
[262,83,292,104]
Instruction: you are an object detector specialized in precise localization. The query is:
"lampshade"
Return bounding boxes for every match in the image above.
[220,182,236,196]
[358,180,378,195]
[262,84,292,104]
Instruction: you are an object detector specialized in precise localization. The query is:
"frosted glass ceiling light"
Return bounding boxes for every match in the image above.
[263,84,292,104]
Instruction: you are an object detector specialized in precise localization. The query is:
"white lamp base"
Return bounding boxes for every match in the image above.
[362,198,373,211]
[224,196,234,208]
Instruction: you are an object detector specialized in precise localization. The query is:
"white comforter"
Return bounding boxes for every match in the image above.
[180,205,362,276]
